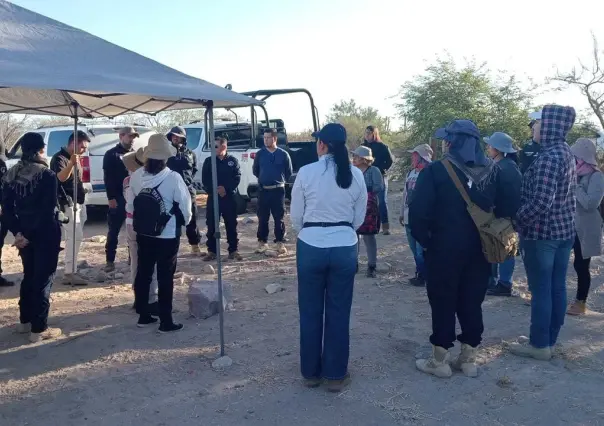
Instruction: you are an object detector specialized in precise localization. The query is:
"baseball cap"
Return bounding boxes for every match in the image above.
[69,129,91,143]
[119,126,140,137]
[312,123,347,143]
[407,143,433,162]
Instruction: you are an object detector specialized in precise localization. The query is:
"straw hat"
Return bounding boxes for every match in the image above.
[351,145,374,161]
[122,147,145,173]
[143,134,176,161]
[571,138,598,166]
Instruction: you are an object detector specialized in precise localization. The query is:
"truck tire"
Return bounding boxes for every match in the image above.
[234,193,248,215]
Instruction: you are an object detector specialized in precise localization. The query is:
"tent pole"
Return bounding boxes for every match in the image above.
[71,102,80,282]
[207,102,226,356]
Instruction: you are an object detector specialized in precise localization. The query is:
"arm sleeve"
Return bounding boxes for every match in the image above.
[225,159,241,192]
[174,173,193,225]
[191,152,198,178]
[103,153,117,200]
[576,172,604,211]
[124,177,134,225]
[284,151,293,181]
[352,176,368,230]
[201,158,211,193]
[382,145,394,171]
[1,182,20,235]
[516,157,560,226]
[494,167,522,219]
[252,151,260,178]
[408,166,436,249]
[290,169,305,232]
[370,167,384,193]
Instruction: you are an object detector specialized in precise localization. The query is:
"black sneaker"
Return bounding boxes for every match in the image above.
[158,323,184,334]
[367,266,377,278]
[0,276,14,287]
[487,283,512,297]
[409,275,426,287]
[137,315,158,328]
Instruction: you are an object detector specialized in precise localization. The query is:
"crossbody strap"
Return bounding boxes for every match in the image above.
[442,159,472,206]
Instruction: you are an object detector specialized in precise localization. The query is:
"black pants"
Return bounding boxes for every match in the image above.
[0,217,9,275]
[426,248,490,349]
[573,237,592,302]
[106,196,126,263]
[256,187,286,243]
[19,224,62,333]
[206,195,238,254]
[134,235,179,325]
[186,191,201,246]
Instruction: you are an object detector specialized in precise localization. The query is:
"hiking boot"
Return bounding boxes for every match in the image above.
[416,345,452,378]
[409,274,425,287]
[303,377,322,388]
[255,242,269,253]
[104,262,116,273]
[29,327,62,343]
[137,315,158,328]
[62,273,89,286]
[0,276,14,287]
[508,342,552,361]
[382,223,390,236]
[367,265,377,278]
[451,344,478,377]
[486,283,512,297]
[276,242,288,255]
[158,323,184,333]
[326,373,351,393]
[16,322,31,334]
[228,251,243,261]
[202,252,217,262]
[567,300,587,316]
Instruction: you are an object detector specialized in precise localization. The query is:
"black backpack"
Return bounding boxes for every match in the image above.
[133,175,173,237]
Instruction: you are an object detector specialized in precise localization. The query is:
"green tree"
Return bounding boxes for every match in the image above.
[396,57,534,148]
[325,99,392,148]
[566,116,601,145]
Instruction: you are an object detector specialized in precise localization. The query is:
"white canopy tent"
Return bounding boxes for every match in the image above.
[0,0,260,358]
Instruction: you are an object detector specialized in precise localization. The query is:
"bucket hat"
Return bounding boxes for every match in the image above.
[571,138,598,166]
[483,132,517,154]
[143,134,176,161]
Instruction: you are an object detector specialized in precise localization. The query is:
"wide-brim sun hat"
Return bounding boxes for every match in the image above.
[483,132,517,154]
[122,147,145,173]
[351,145,374,161]
[571,138,598,166]
[143,134,176,161]
[407,143,433,163]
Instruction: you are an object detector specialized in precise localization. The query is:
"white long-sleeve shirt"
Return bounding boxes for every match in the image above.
[290,155,367,248]
[126,167,192,239]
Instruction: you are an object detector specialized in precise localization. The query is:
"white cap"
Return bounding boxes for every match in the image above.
[529,111,542,121]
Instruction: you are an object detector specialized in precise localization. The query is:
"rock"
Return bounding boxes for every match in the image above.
[203,265,216,275]
[212,356,233,369]
[242,216,256,225]
[376,263,393,273]
[277,267,291,275]
[517,336,530,344]
[89,235,107,244]
[187,280,232,319]
[264,250,279,258]
[78,260,91,270]
[114,273,125,280]
[265,283,282,294]
[95,271,107,283]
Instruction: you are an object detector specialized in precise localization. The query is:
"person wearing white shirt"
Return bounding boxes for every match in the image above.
[127,134,192,333]
[290,123,367,393]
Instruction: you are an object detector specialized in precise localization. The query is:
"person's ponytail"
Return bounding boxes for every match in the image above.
[328,142,353,189]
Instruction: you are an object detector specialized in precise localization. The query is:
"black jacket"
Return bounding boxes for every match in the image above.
[362,140,394,175]
[494,157,522,219]
[201,154,241,196]
[167,146,198,191]
[0,157,6,202]
[103,143,132,201]
[519,140,541,174]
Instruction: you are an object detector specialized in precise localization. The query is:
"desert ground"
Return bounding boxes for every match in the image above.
[1,186,604,426]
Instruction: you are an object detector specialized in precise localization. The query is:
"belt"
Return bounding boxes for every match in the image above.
[303,221,353,229]
[261,184,285,190]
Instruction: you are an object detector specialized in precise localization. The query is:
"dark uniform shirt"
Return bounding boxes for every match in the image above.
[103,143,132,201]
[519,140,541,174]
[201,153,241,196]
[252,147,293,187]
[167,145,198,192]
[50,147,86,206]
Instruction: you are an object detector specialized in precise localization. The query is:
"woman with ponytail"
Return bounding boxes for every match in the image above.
[290,123,367,393]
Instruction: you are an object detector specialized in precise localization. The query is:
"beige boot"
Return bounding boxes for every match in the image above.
[451,344,478,377]
[29,327,62,343]
[255,242,269,253]
[382,223,390,235]
[567,300,587,316]
[276,242,288,255]
[416,345,452,378]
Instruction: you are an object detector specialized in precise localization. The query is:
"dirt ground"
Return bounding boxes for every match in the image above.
[1,188,604,426]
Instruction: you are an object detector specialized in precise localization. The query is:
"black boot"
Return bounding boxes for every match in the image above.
[367,265,377,278]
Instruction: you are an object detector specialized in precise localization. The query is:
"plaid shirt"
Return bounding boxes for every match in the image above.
[517,105,576,240]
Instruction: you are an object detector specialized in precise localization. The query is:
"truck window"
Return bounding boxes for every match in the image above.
[183,128,203,150]
[214,127,252,150]
[47,130,74,157]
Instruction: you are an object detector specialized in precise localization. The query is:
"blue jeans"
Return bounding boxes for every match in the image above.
[378,175,389,224]
[405,225,425,278]
[297,239,357,380]
[523,239,573,349]
[490,257,516,288]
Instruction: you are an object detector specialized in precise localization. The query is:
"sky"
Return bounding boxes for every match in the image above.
[9,0,604,132]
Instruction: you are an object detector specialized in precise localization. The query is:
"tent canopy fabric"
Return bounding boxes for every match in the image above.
[0,0,262,118]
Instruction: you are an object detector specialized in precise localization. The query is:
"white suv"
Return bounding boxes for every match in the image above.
[7,124,153,209]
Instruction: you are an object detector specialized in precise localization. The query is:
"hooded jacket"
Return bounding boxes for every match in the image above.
[126,167,192,239]
[517,105,576,240]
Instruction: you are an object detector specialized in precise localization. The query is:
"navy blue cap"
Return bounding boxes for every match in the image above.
[433,120,480,140]
[312,123,347,143]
